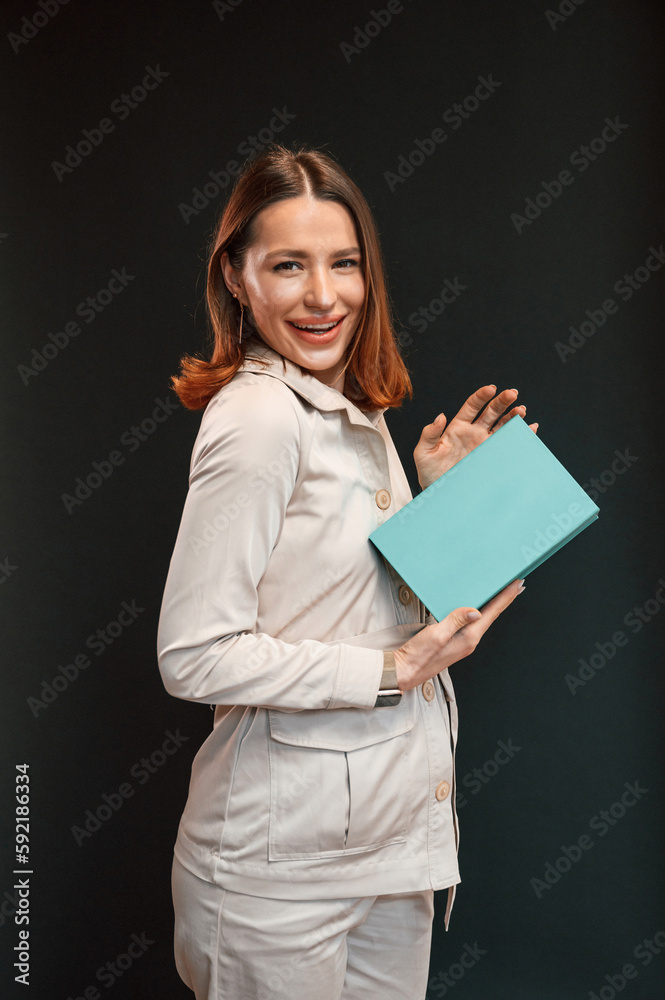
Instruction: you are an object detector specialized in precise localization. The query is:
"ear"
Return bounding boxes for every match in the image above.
[220,251,243,301]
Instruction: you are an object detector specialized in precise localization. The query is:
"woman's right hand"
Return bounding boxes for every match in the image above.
[393,578,525,691]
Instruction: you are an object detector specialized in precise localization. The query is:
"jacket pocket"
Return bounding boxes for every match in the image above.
[267,698,414,861]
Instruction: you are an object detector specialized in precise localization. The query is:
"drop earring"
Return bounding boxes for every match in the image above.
[234,292,244,345]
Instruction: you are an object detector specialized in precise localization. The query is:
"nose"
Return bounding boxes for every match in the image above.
[303,265,336,312]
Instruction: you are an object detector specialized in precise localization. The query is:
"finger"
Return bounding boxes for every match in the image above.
[476,578,525,623]
[424,606,483,649]
[530,422,539,433]
[489,404,528,433]
[452,385,499,424]
[473,387,520,429]
[417,411,448,444]
[445,579,524,641]
[395,605,483,676]
[449,607,483,629]
[434,578,524,639]
[401,582,524,681]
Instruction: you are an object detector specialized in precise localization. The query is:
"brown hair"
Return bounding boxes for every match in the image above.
[172,143,413,412]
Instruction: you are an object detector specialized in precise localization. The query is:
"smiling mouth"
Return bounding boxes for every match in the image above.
[286,318,344,333]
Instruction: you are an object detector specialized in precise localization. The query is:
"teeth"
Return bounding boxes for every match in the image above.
[290,320,338,332]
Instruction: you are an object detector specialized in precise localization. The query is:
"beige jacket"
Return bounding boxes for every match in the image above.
[157,339,460,924]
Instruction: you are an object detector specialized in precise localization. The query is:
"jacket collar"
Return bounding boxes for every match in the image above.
[238,337,388,429]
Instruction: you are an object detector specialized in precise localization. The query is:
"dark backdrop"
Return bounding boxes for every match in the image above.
[2,1,664,997]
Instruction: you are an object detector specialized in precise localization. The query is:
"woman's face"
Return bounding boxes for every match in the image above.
[222,195,365,394]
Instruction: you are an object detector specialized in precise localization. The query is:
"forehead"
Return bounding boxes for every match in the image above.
[250,196,358,250]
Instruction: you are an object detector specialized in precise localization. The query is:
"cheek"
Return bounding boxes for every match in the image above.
[349,273,366,309]
[248,280,297,321]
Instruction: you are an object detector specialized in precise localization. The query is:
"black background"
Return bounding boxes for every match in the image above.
[2,1,664,997]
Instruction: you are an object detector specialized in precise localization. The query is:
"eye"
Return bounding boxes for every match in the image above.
[334,258,361,269]
[273,261,302,272]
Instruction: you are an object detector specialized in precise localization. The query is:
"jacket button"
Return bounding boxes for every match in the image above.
[435,781,450,802]
[398,585,412,604]
[422,681,436,702]
[375,488,391,509]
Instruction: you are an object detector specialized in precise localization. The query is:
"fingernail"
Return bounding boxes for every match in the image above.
[517,583,526,594]
[466,610,481,621]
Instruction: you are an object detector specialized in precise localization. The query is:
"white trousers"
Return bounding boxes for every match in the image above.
[172,855,435,1000]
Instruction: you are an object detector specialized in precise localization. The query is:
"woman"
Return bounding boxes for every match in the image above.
[157,143,535,1000]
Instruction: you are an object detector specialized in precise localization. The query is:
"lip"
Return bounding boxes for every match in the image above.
[285,316,346,345]
[287,315,345,326]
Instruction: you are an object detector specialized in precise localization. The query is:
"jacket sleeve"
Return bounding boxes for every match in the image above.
[157,379,384,711]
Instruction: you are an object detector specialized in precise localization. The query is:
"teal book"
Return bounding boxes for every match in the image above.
[369,415,599,622]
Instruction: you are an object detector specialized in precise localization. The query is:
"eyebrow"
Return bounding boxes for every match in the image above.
[265,246,362,260]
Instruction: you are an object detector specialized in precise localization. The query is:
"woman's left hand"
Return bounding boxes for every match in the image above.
[414,386,539,490]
